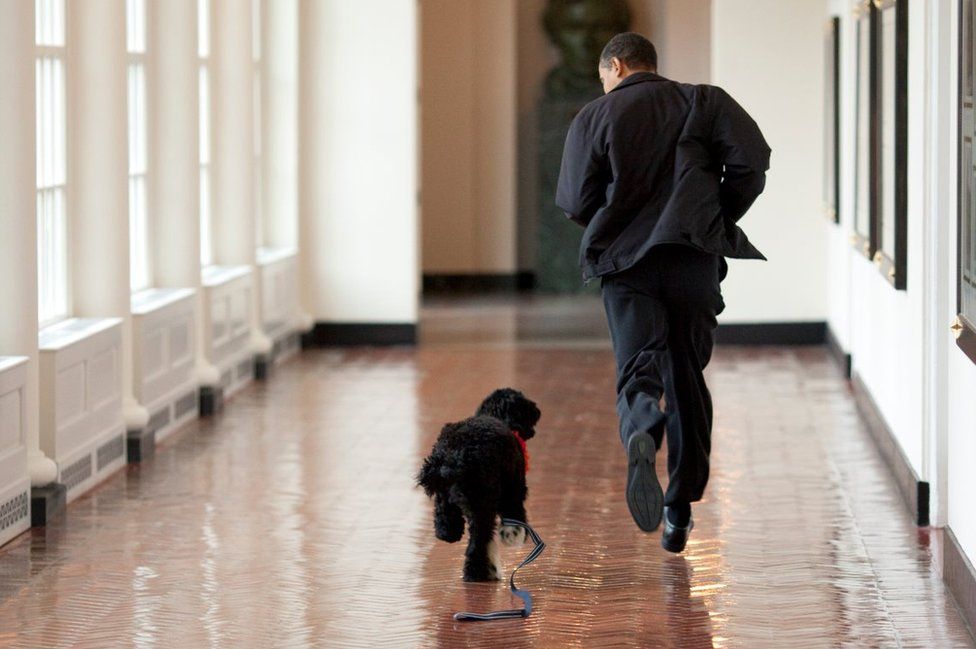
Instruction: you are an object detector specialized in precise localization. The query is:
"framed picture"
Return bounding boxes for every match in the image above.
[871,0,908,290]
[957,0,976,363]
[824,16,841,225]
[851,0,873,257]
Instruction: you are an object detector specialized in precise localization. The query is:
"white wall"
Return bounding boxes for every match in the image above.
[824,0,976,581]
[421,0,517,275]
[942,0,976,577]
[711,0,828,324]
[825,0,927,477]
[298,0,419,324]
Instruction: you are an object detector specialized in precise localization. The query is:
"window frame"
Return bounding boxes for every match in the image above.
[253,0,264,251]
[127,0,151,292]
[199,0,214,268]
[35,0,71,328]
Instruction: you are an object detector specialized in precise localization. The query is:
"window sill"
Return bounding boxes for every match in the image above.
[257,246,298,268]
[0,356,28,375]
[131,287,197,316]
[39,317,123,351]
[201,265,251,288]
[953,315,976,366]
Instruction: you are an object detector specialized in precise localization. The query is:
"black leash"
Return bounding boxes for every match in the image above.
[453,519,546,622]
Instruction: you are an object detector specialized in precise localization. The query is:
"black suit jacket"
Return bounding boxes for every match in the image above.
[555,72,771,281]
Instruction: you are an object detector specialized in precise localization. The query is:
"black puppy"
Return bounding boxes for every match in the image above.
[416,388,541,582]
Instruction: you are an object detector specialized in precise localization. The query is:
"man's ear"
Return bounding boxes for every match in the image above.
[610,57,623,76]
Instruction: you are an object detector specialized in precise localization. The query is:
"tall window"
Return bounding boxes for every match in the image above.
[35,0,69,326]
[199,0,213,267]
[253,0,264,250]
[127,0,150,291]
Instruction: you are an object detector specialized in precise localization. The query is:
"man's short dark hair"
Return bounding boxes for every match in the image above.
[600,33,658,71]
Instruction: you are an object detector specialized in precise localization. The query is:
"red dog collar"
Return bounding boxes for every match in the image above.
[513,431,530,472]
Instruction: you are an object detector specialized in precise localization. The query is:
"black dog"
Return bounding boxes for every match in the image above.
[417,388,541,582]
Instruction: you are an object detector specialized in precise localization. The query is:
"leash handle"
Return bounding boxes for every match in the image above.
[453,519,546,622]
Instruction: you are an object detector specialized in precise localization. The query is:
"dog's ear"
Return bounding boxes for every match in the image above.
[477,388,540,439]
[416,455,440,496]
[512,394,541,440]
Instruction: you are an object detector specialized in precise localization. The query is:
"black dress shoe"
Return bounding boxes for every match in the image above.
[625,431,663,532]
[661,506,694,553]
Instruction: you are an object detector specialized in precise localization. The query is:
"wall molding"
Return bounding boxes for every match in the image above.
[825,324,853,378]
[945,527,976,638]
[714,321,827,345]
[850,373,930,526]
[305,323,418,347]
[422,272,536,294]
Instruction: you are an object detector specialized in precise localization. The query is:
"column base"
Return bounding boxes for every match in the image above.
[31,483,67,527]
[126,427,156,463]
[199,385,224,417]
[254,353,273,381]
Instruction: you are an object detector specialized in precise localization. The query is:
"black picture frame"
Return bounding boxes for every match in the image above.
[824,16,841,225]
[871,0,908,290]
[956,0,976,364]
[852,1,874,258]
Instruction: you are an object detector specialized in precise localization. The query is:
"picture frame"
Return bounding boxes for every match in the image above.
[871,0,908,290]
[956,0,976,363]
[824,16,841,225]
[851,0,874,258]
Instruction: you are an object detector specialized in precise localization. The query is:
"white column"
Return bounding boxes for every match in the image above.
[299,0,419,325]
[264,0,309,332]
[264,0,298,250]
[0,0,58,486]
[148,0,218,386]
[212,0,269,356]
[68,0,149,432]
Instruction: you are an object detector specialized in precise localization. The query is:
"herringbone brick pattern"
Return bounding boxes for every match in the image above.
[0,298,972,647]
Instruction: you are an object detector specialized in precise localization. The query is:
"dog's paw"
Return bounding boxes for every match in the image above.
[499,524,526,547]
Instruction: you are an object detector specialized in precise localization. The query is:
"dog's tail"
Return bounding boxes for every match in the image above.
[417,454,450,497]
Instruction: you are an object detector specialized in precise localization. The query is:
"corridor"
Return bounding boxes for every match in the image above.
[0,299,972,648]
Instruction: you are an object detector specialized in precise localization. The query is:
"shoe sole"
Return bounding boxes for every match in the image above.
[661,520,694,553]
[626,433,663,532]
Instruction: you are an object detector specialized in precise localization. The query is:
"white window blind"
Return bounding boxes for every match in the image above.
[199,0,213,267]
[127,0,151,291]
[35,0,69,326]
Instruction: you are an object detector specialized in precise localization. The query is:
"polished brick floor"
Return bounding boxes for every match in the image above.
[0,297,973,648]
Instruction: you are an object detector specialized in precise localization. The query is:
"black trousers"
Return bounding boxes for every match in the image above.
[600,244,726,506]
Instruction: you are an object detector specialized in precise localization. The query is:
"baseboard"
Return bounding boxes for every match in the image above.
[945,527,976,638]
[825,325,853,378]
[714,321,826,345]
[305,323,418,347]
[850,373,930,526]
[422,272,536,294]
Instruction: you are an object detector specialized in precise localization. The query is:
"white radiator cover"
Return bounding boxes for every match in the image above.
[202,266,254,397]
[132,288,199,442]
[257,247,301,361]
[38,319,127,503]
[0,357,30,548]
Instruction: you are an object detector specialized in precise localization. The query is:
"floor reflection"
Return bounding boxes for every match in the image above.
[0,298,971,647]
